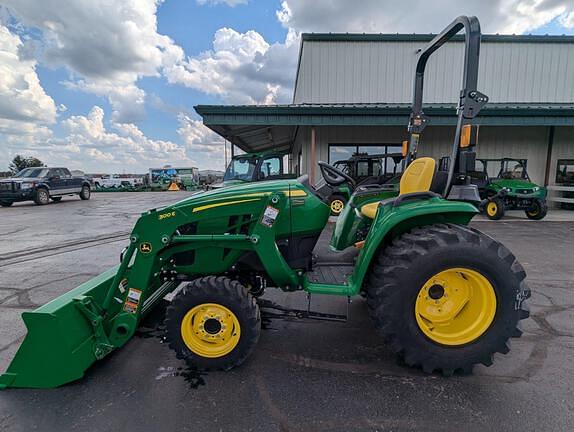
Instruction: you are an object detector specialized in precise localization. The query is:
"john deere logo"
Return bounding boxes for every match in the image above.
[139,242,152,253]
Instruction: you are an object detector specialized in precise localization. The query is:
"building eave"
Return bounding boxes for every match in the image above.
[301,33,574,44]
[194,103,574,153]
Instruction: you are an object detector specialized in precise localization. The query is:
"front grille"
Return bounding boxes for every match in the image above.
[516,188,534,194]
[0,182,13,192]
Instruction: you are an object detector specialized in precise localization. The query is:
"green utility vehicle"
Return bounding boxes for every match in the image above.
[213,151,294,189]
[326,152,404,215]
[0,16,530,389]
[439,156,548,220]
[473,158,547,220]
[471,158,548,220]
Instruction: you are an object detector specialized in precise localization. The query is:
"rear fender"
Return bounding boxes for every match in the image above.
[349,198,478,294]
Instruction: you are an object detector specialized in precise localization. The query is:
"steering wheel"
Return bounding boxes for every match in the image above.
[318,161,356,189]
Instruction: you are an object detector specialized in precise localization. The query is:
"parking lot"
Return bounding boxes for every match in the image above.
[0,192,573,432]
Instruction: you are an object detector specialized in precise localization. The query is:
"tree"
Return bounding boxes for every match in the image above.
[9,155,44,175]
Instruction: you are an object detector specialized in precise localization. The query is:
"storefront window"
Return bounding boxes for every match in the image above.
[556,159,574,185]
[329,144,402,163]
[329,146,356,163]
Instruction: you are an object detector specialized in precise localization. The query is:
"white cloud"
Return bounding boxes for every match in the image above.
[197,0,249,6]
[3,0,177,80]
[0,24,57,169]
[61,106,193,168]
[0,105,206,173]
[2,0,185,123]
[164,27,299,104]
[277,0,574,34]
[63,79,147,123]
[0,25,56,126]
[177,114,229,169]
[561,10,574,27]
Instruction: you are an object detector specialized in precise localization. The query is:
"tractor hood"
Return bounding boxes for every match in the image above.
[210,179,245,189]
[491,179,542,190]
[167,178,308,211]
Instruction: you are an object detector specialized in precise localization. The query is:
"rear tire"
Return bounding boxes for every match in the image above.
[0,200,13,207]
[366,223,530,376]
[34,188,50,205]
[525,199,547,220]
[485,197,504,220]
[80,185,91,200]
[165,276,261,371]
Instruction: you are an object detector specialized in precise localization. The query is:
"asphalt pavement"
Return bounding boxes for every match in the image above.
[0,192,573,432]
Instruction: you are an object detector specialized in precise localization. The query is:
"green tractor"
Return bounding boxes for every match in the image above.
[212,151,294,189]
[325,152,404,215]
[0,16,530,389]
[473,158,548,220]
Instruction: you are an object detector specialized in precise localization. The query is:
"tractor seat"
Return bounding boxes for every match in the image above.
[360,157,437,219]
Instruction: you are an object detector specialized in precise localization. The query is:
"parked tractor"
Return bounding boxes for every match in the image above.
[212,151,294,189]
[325,152,404,215]
[0,16,530,389]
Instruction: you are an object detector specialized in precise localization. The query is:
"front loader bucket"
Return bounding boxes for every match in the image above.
[0,266,119,389]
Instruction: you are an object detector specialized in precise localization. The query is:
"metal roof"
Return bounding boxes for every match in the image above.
[301,33,574,44]
[195,103,574,153]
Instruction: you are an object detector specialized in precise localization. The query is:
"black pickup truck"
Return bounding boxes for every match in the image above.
[0,167,91,207]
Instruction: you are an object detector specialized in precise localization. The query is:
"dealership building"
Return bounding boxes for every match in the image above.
[196,33,574,201]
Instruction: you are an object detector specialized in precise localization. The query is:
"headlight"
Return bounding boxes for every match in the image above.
[20,182,35,189]
[532,186,539,192]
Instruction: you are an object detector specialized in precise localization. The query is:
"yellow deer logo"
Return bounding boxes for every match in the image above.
[139,242,152,253]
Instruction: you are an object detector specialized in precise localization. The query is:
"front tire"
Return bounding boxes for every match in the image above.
[525,199,547,220]
[80,185,91,200]
[165,277,261,371]
[0,200,13,207]
[366,223,530,376]
[34,188,50,205]
[485,197,504,220]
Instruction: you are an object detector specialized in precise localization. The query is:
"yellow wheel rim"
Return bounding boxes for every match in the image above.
[415,268,497,346]
[486,202,498,217]
[526,205,539,217]
[330,199,345,214]
[180,303,241,358]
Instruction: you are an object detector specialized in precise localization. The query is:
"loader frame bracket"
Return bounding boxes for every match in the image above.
[74,296,114,359]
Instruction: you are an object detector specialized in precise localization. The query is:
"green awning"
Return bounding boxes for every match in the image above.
[195,103,574,153]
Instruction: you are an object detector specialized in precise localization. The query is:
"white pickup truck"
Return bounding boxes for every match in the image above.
[92,174,143,188]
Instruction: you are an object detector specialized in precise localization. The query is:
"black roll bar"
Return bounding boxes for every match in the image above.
[406,16,489,196]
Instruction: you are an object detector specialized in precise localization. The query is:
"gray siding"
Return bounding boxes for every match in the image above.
[294,41,574,105]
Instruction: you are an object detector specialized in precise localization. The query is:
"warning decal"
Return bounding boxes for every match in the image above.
[123,288,143,314]
[261,206,279,227]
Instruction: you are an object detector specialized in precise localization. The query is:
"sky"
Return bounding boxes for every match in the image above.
[0,0,573,174]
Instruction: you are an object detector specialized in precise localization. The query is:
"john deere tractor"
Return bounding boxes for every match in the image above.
[326,152,404,215]
[0,16,530,389]
[211,151,294,189]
